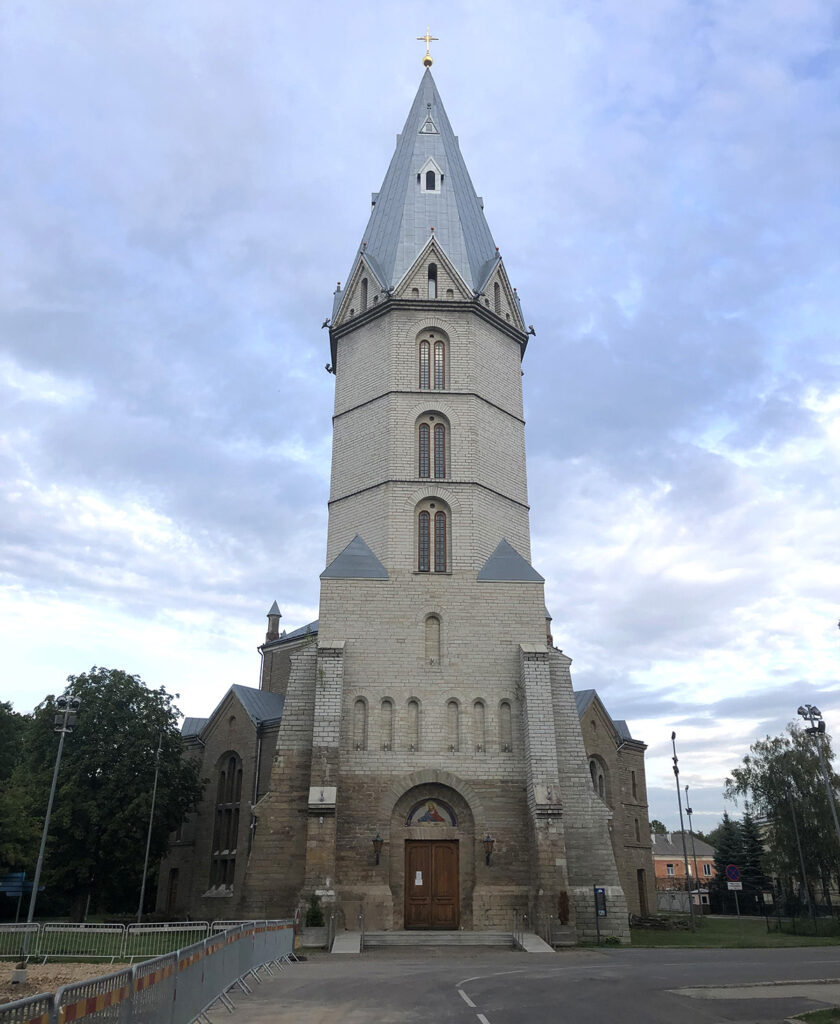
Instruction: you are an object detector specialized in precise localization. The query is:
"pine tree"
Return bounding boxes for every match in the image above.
[740,809,769,914]
[711,811,743,913]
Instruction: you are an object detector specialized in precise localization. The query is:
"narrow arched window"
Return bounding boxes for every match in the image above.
[634,817,641,843]
[590,759,598,791]
[494,281,501,313]
[210,752,242,890]
[447,700,459,752]
[598,774,605,798]
[433,340,445,389]
[426,170,435,190]
[418,511,431,572]
[419,340,430,389]
[418,423,430,477]
[428,263,437,299]
[473,700,486,752]
[360,278,368,312]
[433,423,445,478]
[425,614,441,664]
[500,701,512,752]
[434,511,446,572]
[353,698,368,751]
[407,699,420,750]
[381,699,394,750]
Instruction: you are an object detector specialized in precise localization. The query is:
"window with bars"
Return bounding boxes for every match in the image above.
[434,511,446,571]
[433,340,445,388]
[417,502,449,572]
[434,423,445,478]
[419,340,430,389]
[209,752,242,890]
[418,416,447,479]
[418,423,430,477]
[418,511,430,572]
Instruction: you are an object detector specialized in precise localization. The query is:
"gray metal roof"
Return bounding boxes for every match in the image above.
[281,619,319,641]
[651,832,716,857]
[573,689,597,718]
[267,600,280,616]
[321,534,389,580]
[230,685,285,727]
[181,717,208,737]
[573,689,636,743]
[353,69,498,293]
[477,539,544,583]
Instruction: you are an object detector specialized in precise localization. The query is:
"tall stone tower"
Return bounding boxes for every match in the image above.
[244,67,630,940]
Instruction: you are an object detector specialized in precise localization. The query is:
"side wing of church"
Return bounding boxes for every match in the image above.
[157,67,655,942]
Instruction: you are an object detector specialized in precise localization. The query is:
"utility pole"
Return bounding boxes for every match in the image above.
[137,730,164,923]
[671,732,696,931]
[15,694,80,985]
[797,704,840,851]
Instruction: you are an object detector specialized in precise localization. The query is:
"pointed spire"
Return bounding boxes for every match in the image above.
[266,601,281,643]
[351,70,498,295]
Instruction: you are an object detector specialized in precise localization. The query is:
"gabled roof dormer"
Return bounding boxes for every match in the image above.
[418,156,444,195]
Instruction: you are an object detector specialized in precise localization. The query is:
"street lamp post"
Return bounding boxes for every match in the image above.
[797,704,840,852]
[685,785,702,909]
[671,732,696,931]
[16,694,80,981]
[137,730,164,923]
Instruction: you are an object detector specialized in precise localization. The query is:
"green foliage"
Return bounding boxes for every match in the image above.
[725,724,840,901]
[649,819,667,835]
[0,701,28,783]
[12,667,204,916]
[304,894,324,927]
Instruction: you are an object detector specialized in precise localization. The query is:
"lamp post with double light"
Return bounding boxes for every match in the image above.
[15,694,81,981]
[671,732,695,931]
[797,704,840,852]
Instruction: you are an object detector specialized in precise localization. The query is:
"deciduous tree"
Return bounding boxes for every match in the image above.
[20,668,204,917]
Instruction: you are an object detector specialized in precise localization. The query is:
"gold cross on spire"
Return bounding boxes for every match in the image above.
[416,28,438,68]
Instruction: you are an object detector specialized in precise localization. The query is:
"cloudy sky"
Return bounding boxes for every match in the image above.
[2,0,838,829]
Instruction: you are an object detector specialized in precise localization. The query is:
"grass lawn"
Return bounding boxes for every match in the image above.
[792,1011,840,1023]
[631,916,840,948]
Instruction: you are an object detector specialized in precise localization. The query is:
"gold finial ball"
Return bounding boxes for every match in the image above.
[423,54,433,68]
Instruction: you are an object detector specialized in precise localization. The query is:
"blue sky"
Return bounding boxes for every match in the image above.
[1,0,838,829]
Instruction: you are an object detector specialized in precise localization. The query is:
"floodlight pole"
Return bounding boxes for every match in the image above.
[671,732,695,931]
[19,695,80,971]
[137,731,164,923]
[685,785,702,904]
[797,704,840,852]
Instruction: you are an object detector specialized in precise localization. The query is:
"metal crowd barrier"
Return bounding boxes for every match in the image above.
[0,925,38,961]
[39,924,126,963]
[0,920,295,1024]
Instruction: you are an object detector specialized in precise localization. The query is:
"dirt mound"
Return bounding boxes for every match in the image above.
[0,961,116,1004]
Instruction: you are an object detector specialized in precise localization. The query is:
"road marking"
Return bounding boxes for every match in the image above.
[458,989,476,1008]
[476,1015,491,1024]
[456,969,525,986]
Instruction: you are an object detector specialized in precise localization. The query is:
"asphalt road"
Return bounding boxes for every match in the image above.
[220,946,840,1024]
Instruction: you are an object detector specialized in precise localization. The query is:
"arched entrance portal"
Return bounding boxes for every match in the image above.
[389,781,476,930]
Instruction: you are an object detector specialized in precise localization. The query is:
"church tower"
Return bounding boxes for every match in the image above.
[243,66,631,941]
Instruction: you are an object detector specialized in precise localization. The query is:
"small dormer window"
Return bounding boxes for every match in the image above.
[419,158,443,194]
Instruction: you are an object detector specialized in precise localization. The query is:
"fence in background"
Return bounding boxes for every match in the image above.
[0,921,245,964]
[0,920,295,1024]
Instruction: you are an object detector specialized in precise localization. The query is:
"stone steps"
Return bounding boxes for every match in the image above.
[363,930,514,948]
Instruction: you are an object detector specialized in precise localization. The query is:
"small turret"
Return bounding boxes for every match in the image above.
[266,601,282,643]
[545,606,554,648]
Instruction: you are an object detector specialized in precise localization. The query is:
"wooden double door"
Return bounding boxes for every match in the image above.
[404,840,459,929]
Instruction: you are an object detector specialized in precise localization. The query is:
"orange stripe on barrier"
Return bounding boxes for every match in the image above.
[59,983,131,1022]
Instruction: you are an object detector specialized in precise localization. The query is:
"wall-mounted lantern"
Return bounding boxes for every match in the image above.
[483,834,495,866]
[372,832,384,866]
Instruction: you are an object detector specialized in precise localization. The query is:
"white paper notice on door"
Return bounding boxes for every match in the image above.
[415,871,423,885]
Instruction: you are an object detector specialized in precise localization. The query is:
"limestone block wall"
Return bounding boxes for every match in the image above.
[240,644,318,917]
[549,651,630,942]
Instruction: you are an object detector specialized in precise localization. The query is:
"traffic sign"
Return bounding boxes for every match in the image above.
[725,864,740,882]
[727,881,743,891]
